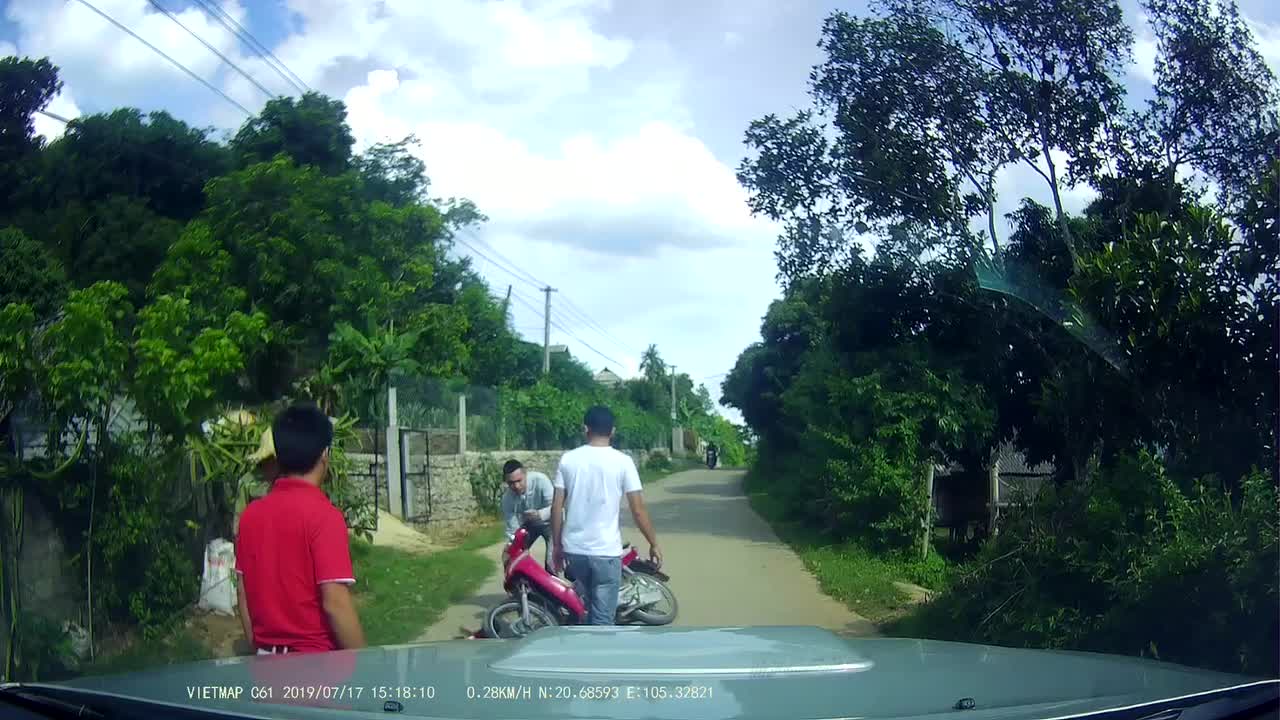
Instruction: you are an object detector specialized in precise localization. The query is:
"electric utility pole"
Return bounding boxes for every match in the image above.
[671,364,682,456]
[670,365,678,422]
[542,286,557,374]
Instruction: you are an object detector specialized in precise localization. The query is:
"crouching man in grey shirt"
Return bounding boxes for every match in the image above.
[500,460,556,573]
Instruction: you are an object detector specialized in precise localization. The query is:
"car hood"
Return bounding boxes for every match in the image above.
[49,626,1267,720]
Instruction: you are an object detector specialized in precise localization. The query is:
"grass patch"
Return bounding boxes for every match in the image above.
[349,534,495,646]
[80,520,502,675]
[456,519,506,551]
[80,627,210,678]
[743,468,952,624]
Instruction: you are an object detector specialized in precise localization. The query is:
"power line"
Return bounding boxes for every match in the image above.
[451,231,642,365]
[510,288,624,369]
[454,232,638,357]
[145,0,276,100]
[456,232,544,290]
[464,231,548,287]
[36,109,74,125]
[556,303,640,359]
[453,237,539,291]
[508,291,544,321]
[557,295,642,356]
[73,0,252,117]
[553,321,625,369]
[189,0,310,94]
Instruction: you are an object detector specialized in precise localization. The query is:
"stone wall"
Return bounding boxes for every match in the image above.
[398,448,652,529]
[0,493,81,672]
[21,496,79,621]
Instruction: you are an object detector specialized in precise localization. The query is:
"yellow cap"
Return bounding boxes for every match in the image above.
[247,427,275,464]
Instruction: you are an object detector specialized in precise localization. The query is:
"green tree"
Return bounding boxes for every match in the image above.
[130,295,270,440]
[357,135,429,206]
[739,0,1133,270]
[1136,0,1280,211]
[639,344,667,383]
[0,228,68,317]
[30,196,181,304]
[0,56,60,209]
[35,109,232,221]
[328,322,424,425]
[231,92,355,175]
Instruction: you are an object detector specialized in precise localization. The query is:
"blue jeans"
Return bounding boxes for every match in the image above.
[565,553,621,625]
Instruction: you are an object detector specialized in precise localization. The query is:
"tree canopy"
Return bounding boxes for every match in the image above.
[727,0,1278,675]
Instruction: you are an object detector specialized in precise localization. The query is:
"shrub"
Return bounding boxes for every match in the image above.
[69,440,201,637]
[467,455,502,516]
[644,450,672,472]
[129,543,199,639]
[897,452,1279,676]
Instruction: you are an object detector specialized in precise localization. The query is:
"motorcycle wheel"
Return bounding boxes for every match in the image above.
[628,574,678,626]
[484,599,559,639]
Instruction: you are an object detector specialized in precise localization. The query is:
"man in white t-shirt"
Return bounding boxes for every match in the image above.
[551,405,663,625]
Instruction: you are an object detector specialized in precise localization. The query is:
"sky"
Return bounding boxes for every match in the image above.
[3,0,1278,422]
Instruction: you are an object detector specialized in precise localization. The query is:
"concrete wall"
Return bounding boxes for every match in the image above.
[22,496,79,621]
[374,448,653,528]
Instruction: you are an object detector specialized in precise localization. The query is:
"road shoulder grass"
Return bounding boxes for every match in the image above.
[743,469,949,625]
[80,519,503,677]
[349,520,502,647]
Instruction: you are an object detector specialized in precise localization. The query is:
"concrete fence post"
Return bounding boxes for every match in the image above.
[386,385,402,519]
[988,457,1001,537]
[458,393,467,455]
[921,463,935,560]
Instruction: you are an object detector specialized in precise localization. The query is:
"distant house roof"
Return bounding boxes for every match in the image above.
[995,442,1055,476]
[934,441,1055,478]
[594,368,623,387]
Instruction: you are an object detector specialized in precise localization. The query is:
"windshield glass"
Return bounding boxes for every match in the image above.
[0,0,1275,716]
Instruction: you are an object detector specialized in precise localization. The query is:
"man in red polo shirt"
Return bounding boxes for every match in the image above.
[235,404,366,654]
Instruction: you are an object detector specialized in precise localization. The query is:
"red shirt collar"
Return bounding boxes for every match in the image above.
[271,477,323,492]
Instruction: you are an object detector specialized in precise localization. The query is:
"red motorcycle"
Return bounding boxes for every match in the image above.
[482,525,678,638]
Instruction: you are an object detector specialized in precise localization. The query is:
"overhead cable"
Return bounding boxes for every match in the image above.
[145,0,276,100]
[73,0,252,117]
[189,0,310,94]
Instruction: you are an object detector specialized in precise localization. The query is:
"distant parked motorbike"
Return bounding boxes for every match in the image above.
[706,445,719,469]
[483,525,678,638]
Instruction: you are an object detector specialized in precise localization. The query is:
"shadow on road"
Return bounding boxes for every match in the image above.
[626,472,783,543]
[659,480,743,496]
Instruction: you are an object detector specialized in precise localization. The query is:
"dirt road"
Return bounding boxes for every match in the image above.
[415,467,875,642]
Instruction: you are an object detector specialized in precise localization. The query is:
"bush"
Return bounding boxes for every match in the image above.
[65,440,202,638]
[14,614,77,681]
[129,543,199,639]
[467,455,502,516]
[897,452,1279,676]
[644,450,672,472]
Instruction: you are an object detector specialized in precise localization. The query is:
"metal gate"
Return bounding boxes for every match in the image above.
[400,427,433,523]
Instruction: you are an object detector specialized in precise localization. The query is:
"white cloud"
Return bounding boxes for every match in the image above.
[5,0,270,128]
[1244,16,1280,74]
[336,58,783,393]
[1129,10,1280,85]
[1132,36,1158,84]
[273,0,632,121]
[6,0,783,417]
[32,89,81,142]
